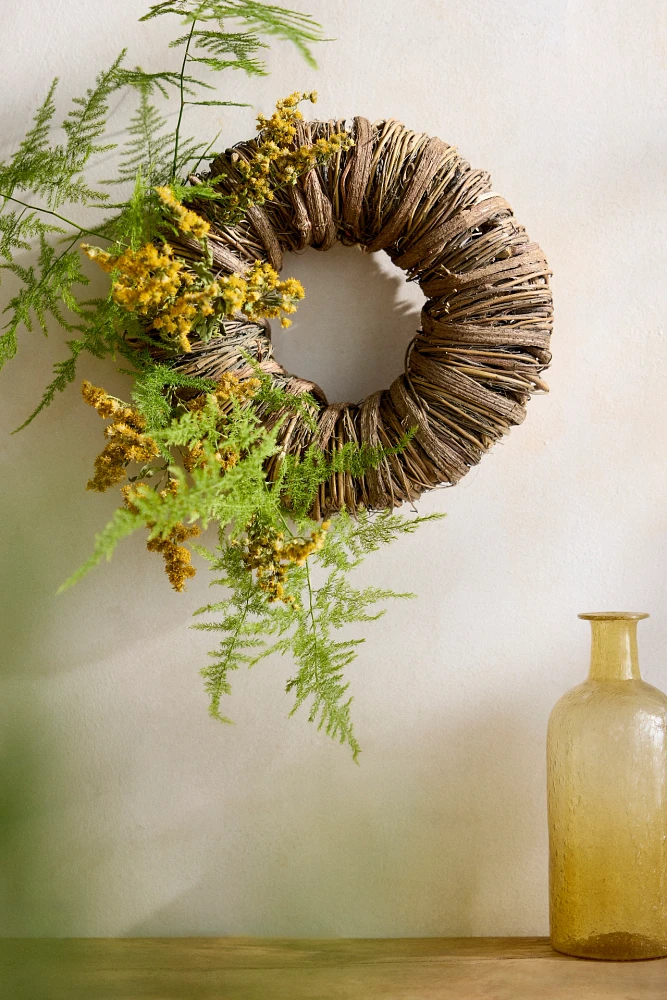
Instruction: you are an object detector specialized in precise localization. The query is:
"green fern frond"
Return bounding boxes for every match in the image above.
[0,327,17,367]
[105,76,222,191]
[0,212,62,261]
[95,174,157,248]
[3,53,126,210]
[320,507,445,570]
[0,53,131,371]
[314,574,413,628]
[113,67,203,100]
[1,234,88,351]
[0,79,59,199]
[141,1,325,69]
[193,499,430,758]
[281,435,415,521]
[130,361,216,428]
[112,83,175,187]
[287,622,362,758]
[193,543,280,721]
[12,296,132,431]
[0,51,126,234]
[56,52,126,203]
[187,29,268,75]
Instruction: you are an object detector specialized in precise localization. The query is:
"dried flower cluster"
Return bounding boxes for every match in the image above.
[82,242,182,307]
[155,185,210,239]
[82,381,159,492]
[123,482,201,592]
[83,241,217,353]
[146,519,201,591]
[217,262,305,329]
[83,243,304,350]
[222,92,354,218]
[256,90,319,145]
[188,371,261,414]
[236,515,331,607]
[83,381,201,591]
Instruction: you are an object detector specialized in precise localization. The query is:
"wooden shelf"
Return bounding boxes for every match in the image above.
[2,936,666,998]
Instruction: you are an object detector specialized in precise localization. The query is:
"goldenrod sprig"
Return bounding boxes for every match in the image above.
[210,92,354,222]
[83,231,305,352]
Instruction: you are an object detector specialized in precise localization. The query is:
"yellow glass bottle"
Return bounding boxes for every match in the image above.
[547,612,667,960]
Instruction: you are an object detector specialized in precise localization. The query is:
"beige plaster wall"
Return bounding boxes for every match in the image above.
[1,0,666,936]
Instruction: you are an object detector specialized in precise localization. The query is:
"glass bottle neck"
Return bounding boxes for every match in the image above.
[587,620,642,681]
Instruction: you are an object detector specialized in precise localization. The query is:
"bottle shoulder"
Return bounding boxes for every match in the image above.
[548,678,667,726]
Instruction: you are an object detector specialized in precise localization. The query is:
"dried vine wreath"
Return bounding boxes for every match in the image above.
[167,115,553,516]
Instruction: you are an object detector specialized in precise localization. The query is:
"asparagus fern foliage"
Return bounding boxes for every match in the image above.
[195,508,439,759]
[0,2,444,757]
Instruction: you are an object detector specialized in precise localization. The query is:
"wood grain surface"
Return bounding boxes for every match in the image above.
[1,937,665,999]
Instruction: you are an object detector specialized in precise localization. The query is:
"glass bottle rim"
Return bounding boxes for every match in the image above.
[578,611,650,621]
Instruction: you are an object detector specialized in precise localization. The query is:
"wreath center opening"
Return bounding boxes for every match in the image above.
[271,243,422,405]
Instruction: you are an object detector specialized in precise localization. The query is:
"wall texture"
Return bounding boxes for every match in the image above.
[1,0,667,937]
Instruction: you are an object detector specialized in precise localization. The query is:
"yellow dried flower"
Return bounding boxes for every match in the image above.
[84,242,219,353]
[238,516,331,607]
[151,280,223,353]
[222,261,305,324]
[81,380,119,418]
[215,372,261,403]
[81,244,116,272]
[146,520,201,592]
[182,440,238,474]
[122,483,201,592]
[217,93,352,223]
[188,372,261,418]
[183,441,205,472]
[155,186,210,239]
[82,382,159,492]
[256,90,317,146]
[214,446,239,472]
[83,241,185,315]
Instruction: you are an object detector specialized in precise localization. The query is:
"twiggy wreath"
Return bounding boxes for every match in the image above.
[165,115,553,517]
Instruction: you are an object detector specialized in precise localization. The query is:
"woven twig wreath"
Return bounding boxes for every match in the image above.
[165,117,553,518]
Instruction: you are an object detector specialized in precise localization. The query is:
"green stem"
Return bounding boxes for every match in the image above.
[190,130,222,177]
[172,16,198,179]
[0,194,101,240]
[265,485,321,679]
[212,594,251,709]
[304,560,323,688]
[275,506,296,538]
